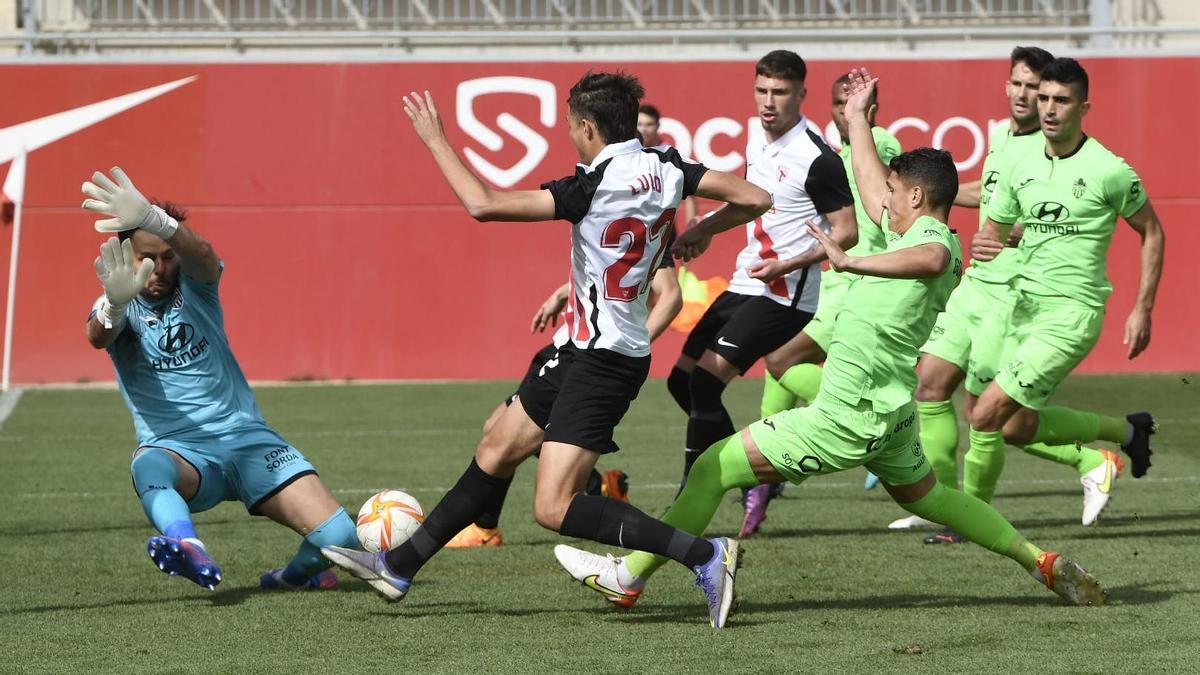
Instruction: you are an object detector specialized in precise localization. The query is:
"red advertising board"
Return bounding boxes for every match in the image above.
[0,57,1195,383]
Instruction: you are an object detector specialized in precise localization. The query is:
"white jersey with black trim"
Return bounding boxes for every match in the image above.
[542,138,707,357]
[727,118,854,311]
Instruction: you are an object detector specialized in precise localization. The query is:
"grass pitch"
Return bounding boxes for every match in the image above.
[2,374,1198,672]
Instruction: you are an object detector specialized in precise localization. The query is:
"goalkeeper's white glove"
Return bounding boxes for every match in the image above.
[81,166,179,240]
[93,237,153,330]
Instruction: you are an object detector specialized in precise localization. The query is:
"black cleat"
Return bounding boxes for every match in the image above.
[923,528,966,545]
[1121,412,1157,478]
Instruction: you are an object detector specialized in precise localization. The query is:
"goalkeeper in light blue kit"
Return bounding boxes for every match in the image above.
[83,167,360,591]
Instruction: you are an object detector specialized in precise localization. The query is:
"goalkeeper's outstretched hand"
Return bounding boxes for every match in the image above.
[93,237,153,329]
[82,167,178,239]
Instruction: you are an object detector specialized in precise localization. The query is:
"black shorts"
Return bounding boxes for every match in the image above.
[515,344,650,454]
[505,343,560,406]
[680,291,813,373]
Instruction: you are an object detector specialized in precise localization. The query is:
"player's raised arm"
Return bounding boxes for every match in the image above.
[1120,200,1165,360]
[82,167,220,283]
[843,69,889,225]
[671,171,772,261]
[87,237,152,349]
[404,91,555,222]
[807,220,950,279]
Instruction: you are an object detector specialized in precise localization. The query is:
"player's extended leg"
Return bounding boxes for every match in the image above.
[256,474,356,590]
[131,447,223,590]
[323,399,544,600]
[449,399,523,548]
[545,439,743,627]
[881,471,1105,606]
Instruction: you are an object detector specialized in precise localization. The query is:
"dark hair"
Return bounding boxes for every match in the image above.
[567,71,644,144]
[755,50,807,83]
[888,148,959,211]
[1039,57,1089,100]
[1010,46,1055,75]
[833,72,878,108]
[117,200,188,242]
[638,104,661,122]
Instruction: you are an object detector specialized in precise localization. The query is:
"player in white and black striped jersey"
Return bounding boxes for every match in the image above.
[323,71,771,627]
[668,51,859,504]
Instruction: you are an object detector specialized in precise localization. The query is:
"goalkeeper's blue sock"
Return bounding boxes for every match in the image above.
[281,507,358,586]
[131,448,198,543]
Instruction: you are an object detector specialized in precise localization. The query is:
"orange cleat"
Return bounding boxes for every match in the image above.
[1033,552,1106,606]
[445,523,504,549]
[600,470,629,502]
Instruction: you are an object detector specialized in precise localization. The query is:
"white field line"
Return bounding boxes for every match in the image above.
[0,386,23,429]
[9,475,1200,500]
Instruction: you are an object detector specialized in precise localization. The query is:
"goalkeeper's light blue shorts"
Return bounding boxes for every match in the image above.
[133,426,317,514]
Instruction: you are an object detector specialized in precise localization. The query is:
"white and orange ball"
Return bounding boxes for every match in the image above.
[356,490,425,552]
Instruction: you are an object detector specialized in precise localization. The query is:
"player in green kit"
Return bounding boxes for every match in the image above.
[740,72,904,535]
[967,58,1164,510]
[905,47,1128,542]
[553,69,1107,617]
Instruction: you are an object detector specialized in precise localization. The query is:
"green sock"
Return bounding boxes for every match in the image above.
[761,372,798,418]
[1032,406,1127,446]
[964,428,1006,503]
[917,400,959,487]
[778,364,822,407]
[900,481,1043,572]
[1031,406,1099,445]
[1021,443,1105,476]
[624,433,759,580]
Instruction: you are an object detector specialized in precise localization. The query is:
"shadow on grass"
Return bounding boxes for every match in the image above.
[0,585,253,617]
[619,583,1177,624]
[0,577,411,617]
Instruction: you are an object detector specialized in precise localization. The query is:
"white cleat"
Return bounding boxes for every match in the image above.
[553,544,643,609]
[1081,450,1124,526]
[888,515,936,530]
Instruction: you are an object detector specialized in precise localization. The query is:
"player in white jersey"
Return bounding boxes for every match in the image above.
[667,50,858,491]
[323,71,771,628]
[447,229,682,548]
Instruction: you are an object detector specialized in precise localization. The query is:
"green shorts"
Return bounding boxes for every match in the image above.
[919,273,1017,397]
[747,399,929,487]
[802,270,852,353]
[995,292,1102,410]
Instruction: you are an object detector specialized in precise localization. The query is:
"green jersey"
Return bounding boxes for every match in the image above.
[967,124,1043,285]
[988,135,1147,308]
[839,126,902,257]
[821,214,964,414]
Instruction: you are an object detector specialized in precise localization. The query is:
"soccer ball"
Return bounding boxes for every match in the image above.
[356,490,425,553]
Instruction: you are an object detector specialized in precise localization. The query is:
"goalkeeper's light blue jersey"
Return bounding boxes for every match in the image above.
[96,264,272,446]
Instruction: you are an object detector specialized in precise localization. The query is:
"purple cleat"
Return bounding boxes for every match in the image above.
[693,537,740,628]
[738,484,772,538]
[321,546,411,602]
[147,535,222,590]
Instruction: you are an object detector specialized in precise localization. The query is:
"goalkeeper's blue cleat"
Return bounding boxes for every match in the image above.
[693,537,739,629]
[147,535,222,590]
[864,471,881,490]
[321,546,411,602]
[260,568,338,590]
